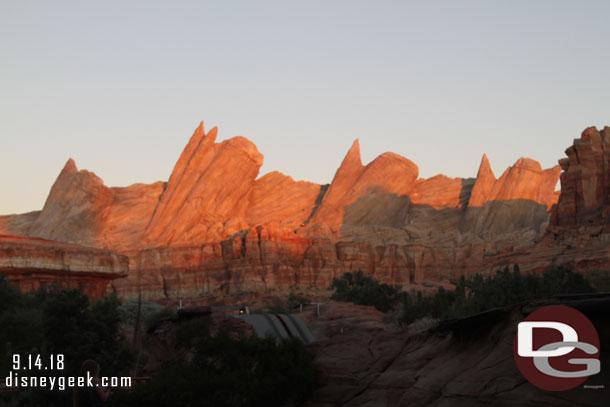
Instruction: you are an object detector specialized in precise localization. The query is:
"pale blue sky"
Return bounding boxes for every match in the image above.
[1,1,609,214]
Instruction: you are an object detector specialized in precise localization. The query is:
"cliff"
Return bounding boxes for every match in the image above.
[0,234,128,298]
[0,121,569,300]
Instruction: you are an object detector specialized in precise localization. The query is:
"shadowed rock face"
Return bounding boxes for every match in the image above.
[302,297,610,407]
[489,127,610,276]
[0,121,568,300]
[554,126,610,227]
[309,139,419,228]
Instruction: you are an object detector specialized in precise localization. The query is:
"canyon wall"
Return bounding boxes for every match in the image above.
[0,234,127,298]
[0,121,587,300]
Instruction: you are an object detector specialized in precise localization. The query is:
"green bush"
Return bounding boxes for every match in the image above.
[329,270,400,312]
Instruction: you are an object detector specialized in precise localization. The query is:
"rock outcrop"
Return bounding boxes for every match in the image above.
[0,121,567,300]
[302,297,609,407]
[492,127,610,275]
[461,156,561,236]
[21,158,164,250]
[0,234,128,298]
[310,140,419,229]
[553,126,610,228]
[145,123,264,245]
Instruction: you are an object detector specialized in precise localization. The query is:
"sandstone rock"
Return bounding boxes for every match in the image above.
[246,171,321,228]
[554,126,610,227]
[411,174,468,209]
[304,298,610,407]
[101,182,165,250]
[0,121,572,301]
[310,140,419,229]
[145,123,264,245]
[28,159,115,247]
[468,154,496,207]
[0,211,40,236]
[23,158,164,250]
[0,234,128,298]
[461,156,561,236]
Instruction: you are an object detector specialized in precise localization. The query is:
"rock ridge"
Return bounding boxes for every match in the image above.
[0,121,575,300]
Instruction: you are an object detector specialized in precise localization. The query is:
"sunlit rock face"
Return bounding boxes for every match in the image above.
[1,121,572,300]
[0,234,127,298]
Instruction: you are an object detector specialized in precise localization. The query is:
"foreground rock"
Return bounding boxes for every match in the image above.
[0,234,128,297]
[302,298,608,407]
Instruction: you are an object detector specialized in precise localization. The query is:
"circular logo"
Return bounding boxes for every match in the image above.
[513,305,600,391]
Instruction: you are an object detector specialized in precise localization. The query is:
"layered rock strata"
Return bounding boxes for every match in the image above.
[0,234,128,298]
[0,121,566,300]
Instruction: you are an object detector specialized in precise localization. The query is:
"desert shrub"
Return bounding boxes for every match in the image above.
[118,299,173,331]
[585,269,610,292]
[400,286,455,324]
[108,330,318,407]
[329,270,400,312]
[398,266,595,325]
[0,279,134,407]
[267,288,311,314]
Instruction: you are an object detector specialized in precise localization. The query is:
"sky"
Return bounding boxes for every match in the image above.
[1,1,610,215]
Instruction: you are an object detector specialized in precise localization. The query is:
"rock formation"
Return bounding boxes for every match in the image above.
[22,158,164,250]
[0,234,127,298]
[0,121,570,300]
[553,126,610,228]
[495,127,610,275]
[302,296,610,407]
[145,123,265,245]
[308,139,419,229]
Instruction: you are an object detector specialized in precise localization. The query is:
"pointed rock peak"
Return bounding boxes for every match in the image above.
[56,158,79,180]
[476,154,495,180]
[63,158,78,173]
[341,139,362,168]
[195,121,205,137]
[205,126,218,143]
[468,154,496,207]
[185,121,206,151]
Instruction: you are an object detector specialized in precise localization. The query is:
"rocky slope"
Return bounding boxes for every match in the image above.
[302,296,609,407]
[0,121,571,299]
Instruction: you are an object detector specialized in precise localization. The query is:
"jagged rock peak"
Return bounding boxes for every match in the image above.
[468,154,496,207]
[477,154,494,179]
[62,158,78,174]
[344,139,362,167]
[145,122,264,245]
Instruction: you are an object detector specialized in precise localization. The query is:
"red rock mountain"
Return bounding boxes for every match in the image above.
[0,121,579,300]
[0,234,127,297]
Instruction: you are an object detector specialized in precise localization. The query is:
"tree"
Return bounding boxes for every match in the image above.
[329,270,400,312]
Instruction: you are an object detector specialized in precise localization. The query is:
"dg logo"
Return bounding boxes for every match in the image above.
[513,305,601,391]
